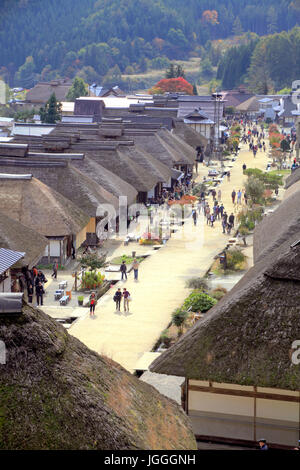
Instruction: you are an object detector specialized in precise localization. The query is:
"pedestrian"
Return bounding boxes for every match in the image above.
[210,213,215,227]
[51,259,58,279]
[89,292,96,317]
[228,213,235,231]
[217,189,221,201]
[123,288,130,312]
[27,283,33,303]
[258,439,268,451]
[114,288,122,312]
[192,209,197,226]
[120,260,127,281]
[242,163,247,173]
[211,189,216,201]
[231,189,236,204]
[227,171,230,181]
[36,282,45,306]
[132,258,139,281]
[244,192,248,205]
[219,203,224,217]
[237,189,242,205]
[222,216,227,234]
[72,245,76,260]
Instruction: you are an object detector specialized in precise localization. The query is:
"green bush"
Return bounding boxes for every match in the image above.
[226,249,246,270]
[81,271,105,290]
[172,308,189,336]
[183,290,217,313]
[211,290,226,301]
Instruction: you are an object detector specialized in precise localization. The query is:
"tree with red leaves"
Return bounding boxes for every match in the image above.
[149,77,194,95]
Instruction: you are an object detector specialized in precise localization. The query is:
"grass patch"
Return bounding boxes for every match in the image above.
[110,255,144,265]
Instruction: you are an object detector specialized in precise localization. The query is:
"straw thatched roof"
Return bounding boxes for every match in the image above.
[87,148,158,192]
[26,80,72,104]
[285,168,300,190]
[235,96,260,113]
[0,211,48,266]
[0,176,89,237]
[253,181,300,264]
[71,156,137,205]
[0,303,197,450]
[0,162,118,215]
[157,129,196,165]
[173,121,208,149]
[151,242,300,390]
[121,146,172,183]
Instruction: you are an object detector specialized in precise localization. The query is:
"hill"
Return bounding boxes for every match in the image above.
[1,0,300,88]
[0,303,197,450]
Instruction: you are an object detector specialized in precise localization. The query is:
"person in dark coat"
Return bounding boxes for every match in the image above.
[36,282,45,306]
[114,288,122,312]
[120,261,127,280]
[27,283,34,303]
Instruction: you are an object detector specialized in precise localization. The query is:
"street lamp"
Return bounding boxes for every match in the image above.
[212,92,223,169]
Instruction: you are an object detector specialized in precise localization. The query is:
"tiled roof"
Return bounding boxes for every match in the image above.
[0,248,25,275]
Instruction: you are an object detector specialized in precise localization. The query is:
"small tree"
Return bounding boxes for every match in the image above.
[66,77,88,101]
[172,308,188,336]
[245,176,265,205]
[79,253,108,272]
[39,93,62,123]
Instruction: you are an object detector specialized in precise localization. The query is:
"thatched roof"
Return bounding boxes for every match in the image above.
[173,121,208,149]
[87,148,158,192]
[121,146,172,184]
[71,156,137,205]
[26,80,72,104]
[0,163,118,216]
[0,304,197,450]
[0,212,48,267]
[157,129,196,165]
[151,242,300,390]
[0,176,89,237]
[253,182,300,264]
[235,96,260,113]
[285,168,300,190]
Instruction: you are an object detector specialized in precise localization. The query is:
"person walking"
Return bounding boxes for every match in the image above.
[231,189,236,204]
[211,189,216,201]
[227,171,231,181]
[217,189,221,202]
[89,292,96,317]
[114,288,122,312]
[242,163,247,173]
[123,288,131,313]
[244,191,248,205]
[237,189,242,205]
[51,259,58,280]
[132,259,139,281]
[120,261,127,281]
[36,282,45,306]
[192,209,197,226]
[222,215,227,234]
[228,213,235,234]
[210,213,215,227]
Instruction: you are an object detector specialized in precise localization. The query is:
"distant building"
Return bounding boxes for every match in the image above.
[26,79,72,106]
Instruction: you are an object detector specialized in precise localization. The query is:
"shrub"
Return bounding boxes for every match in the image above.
[211,290,226,301]
[172,308,189,336]
[226,249,246,270]
[81,271,105,290]
[183,290,217,313]
[245,176,265,204]
[186,277,209,290]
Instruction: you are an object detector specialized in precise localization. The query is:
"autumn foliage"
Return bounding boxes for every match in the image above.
[149,77,194,95]
[202,10,219,25]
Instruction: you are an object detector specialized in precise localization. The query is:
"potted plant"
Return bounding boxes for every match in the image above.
[77,295,84,306]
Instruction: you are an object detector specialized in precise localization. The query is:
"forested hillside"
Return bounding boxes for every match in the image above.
[217,27,300,92]
[1,0,300,88]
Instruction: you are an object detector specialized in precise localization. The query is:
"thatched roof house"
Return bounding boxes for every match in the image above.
[285,167,300,190]
[0,212,48,267]
[235,96,260,114]
[151,237,300,447]
[0,175,89,238]
[173,121,208,150]
[26,80,72,105]
[0,303,197,450]
[253,180,300,263]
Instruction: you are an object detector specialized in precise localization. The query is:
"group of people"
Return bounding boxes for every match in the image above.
[17,265,48,306]
[113,287,131,313]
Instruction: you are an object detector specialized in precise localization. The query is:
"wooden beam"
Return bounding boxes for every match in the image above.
[188,384,300,403]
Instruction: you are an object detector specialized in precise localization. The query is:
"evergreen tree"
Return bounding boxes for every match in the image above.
[15,56,35,88]
[232,17,243,36]
[66,77,88,102]
[267,7,278,34]
[247,41,274,94]
[39,93,62,123]
[193,83,198,95]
